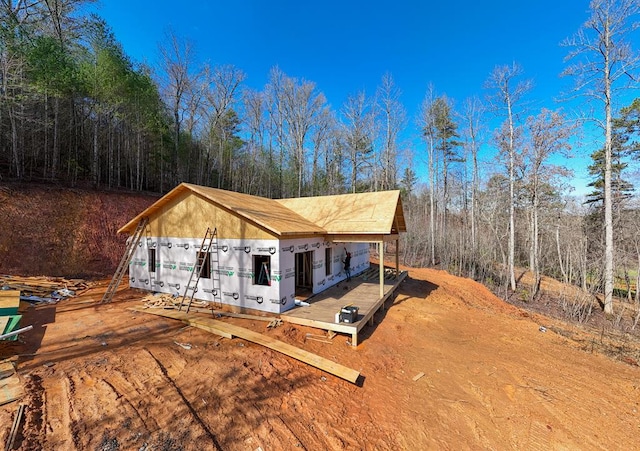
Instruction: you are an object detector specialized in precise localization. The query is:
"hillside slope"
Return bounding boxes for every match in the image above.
[0,183,158,277]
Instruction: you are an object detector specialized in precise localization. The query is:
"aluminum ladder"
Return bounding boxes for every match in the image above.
[101,217,149,304]
[179,227,219,313]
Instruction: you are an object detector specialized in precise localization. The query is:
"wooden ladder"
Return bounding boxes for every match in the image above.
[101,217,149,304]
[179,227,216,313]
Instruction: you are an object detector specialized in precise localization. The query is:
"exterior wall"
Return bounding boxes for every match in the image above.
[278,238,370,298]
[129,236,285,314]
[129,234,370,314]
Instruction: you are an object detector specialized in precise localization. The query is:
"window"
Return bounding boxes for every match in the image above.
[325,248,332,276]
[197,251,211,279]
[148,248,156,273]
[254,255,271,286]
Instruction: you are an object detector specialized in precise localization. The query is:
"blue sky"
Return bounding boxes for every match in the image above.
[91,1,616,197]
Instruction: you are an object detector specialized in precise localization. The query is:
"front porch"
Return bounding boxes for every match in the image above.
[281,267,408,346]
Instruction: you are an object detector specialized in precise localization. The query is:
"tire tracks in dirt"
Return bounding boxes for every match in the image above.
[144,347,223,450]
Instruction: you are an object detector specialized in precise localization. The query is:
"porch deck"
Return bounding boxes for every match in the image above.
[280,268,408,346]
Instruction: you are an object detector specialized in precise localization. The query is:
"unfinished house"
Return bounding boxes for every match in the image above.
[117,183,406,314]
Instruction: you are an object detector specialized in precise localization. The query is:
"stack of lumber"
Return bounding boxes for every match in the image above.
[0,275,92,297]
[142,293,209,310]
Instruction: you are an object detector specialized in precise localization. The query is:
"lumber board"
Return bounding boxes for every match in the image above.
[130,307,360,384]
[0,374,23,406]
[0,317,9,335]
[0,291,20,314]
[131,308,233,339]
[412,372,425,382]
[6,403,26,451]
[0,361,15,379]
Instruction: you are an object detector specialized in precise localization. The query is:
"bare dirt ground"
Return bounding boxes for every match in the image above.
[1,268,639,450]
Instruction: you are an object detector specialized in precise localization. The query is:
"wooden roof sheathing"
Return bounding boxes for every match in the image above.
[277,190,406,235]
[186,184,325,236]
[119,183,406,239]
[118,183,325,237]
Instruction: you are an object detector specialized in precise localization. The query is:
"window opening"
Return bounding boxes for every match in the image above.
[197,251,211,279]
[325,248,332,276]
[148,248,156,273]
[254,255,271,286]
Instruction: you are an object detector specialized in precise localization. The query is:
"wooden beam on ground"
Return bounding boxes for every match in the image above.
[130,307,232,339]
[5,403,25,451]
[130,307,360,384]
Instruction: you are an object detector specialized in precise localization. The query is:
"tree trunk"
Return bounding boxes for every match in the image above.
[556,223,567,283]
[93,117,99,187]
[507,99,517,292]
[603,19,614,315]
[428,140,436,266]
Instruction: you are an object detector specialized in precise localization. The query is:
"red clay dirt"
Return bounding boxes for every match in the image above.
[1,267,639,450]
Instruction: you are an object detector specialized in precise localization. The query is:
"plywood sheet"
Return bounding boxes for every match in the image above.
[0,362,22,406]
[0,290,20,316]
[0,317,9,335]
[277,190,406,234]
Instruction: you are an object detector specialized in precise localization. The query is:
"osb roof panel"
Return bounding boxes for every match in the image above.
[277,190,406,235]
[119,183,325,236]
[119,184,406,237]
[186,184,325,236]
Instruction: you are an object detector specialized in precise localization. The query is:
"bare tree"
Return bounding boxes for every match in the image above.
[202,64,245,188]
[460,96,485,275]
[485,62,532,293]
[158,30,198,186]
[310,107,335,195]
[342,91,376,193]
[418,85,438,266]
[524,109,575,297]
[263,67,327,197]
[563,0,640,314]
[375,73,406,190]
[242,88,269,195]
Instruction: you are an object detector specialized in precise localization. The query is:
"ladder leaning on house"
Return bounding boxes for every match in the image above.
[178,227,222,313]
[209,228,223,310]
[101,217,149,304]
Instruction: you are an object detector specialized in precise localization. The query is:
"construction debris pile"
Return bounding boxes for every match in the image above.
[1,276,92,344]
[0,275,92,304]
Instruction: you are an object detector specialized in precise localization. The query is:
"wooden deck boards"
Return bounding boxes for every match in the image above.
[281,271,407,346]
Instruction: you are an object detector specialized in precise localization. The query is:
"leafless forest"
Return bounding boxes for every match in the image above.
[2,0,640,326]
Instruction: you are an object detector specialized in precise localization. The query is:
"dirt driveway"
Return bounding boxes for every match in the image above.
[1,267,639,450]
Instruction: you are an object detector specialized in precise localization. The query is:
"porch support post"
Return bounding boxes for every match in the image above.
[379,241,384,298]
[395,238,400,278]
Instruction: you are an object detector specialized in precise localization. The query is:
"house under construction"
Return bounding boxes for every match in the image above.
[117,183,406,314]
